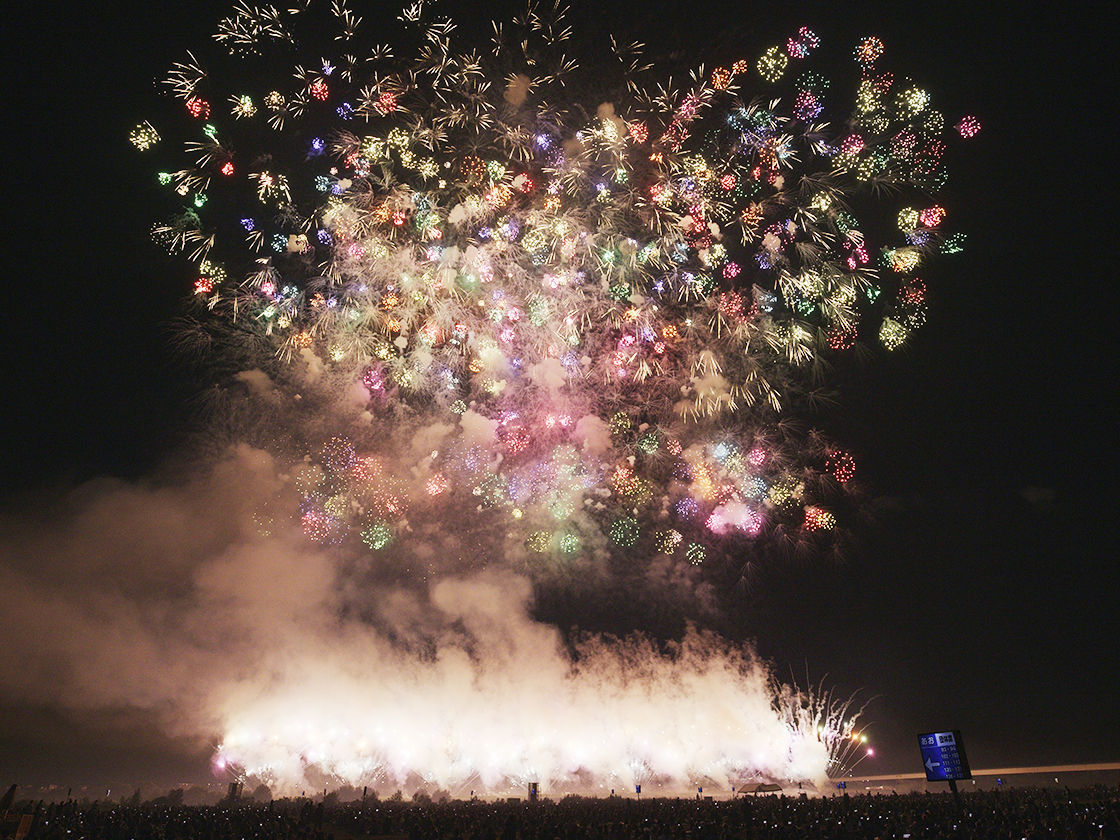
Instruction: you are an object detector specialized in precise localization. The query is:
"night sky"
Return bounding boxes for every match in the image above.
[2,0,1116,792]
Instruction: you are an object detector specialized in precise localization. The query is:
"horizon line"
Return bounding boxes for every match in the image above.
[847,762,1120,782]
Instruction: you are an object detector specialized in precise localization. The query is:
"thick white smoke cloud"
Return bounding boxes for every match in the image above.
[0,446,830,794]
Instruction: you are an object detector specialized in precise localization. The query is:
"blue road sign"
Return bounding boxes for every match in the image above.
[918,730,972,781]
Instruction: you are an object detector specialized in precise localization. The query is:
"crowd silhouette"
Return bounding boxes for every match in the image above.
[8,786,1119,840]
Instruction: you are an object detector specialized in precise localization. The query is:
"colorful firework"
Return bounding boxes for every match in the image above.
[134,1,974,586]
[120,4,985,795]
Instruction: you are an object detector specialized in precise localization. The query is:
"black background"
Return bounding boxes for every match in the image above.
[3,0,1116,787]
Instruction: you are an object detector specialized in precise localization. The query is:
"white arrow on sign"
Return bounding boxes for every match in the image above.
[925,757,941,772]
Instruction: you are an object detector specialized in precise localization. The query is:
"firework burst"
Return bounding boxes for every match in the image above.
[136,1,972,583]
[131,0,972,792]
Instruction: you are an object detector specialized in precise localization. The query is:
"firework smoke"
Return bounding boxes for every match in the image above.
[2,448,833,793]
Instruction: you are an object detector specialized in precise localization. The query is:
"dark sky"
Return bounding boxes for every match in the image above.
[2,0,1115,793]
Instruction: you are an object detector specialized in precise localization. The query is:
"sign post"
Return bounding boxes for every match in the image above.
[918,730,971,803]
